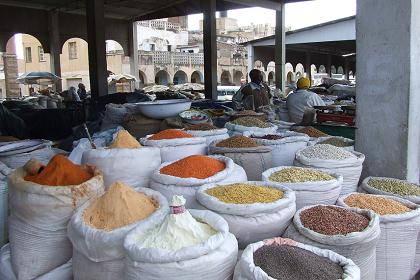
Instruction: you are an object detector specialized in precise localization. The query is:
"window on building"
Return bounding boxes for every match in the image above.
[167,45,172,52]
[188,50,194,53]
[38,46,45,62]
[25,47,32,63]
[68,42,77,59]
[150,44,155,51]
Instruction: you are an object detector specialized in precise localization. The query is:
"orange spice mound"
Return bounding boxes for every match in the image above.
[25,154,93,186]
[160,155,225,179]
[148,129,193,140]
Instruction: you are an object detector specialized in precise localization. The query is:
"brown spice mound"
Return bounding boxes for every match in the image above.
[297,127,328,138]
[160,155,225,179]
[83,181,157,231]
[344,193,412,215]
[109,129,141,149]
[300,205,370,235]
[253,134,284,140]
[186,123,217,131]
[216,135,259,148]
[148,129,193,140]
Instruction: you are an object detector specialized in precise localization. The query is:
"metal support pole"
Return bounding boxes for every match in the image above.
[202,0,218,100]
[129,21,140,88]
[86,0,108,99]
[275,5,285,92]
[48,11,62,92]
[305,52,312,84]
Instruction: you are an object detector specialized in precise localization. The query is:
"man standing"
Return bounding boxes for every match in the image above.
[233,69,271,111]
[287,77,325,124]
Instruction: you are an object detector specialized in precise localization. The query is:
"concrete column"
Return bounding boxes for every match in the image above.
[48,11,62,92]
[202,0,217,100]
[4,38,20,98]
[247,44,254,81]
[275,5,285,92]
[326,54,332,77]
[129,22,140,89]
[86,0,108,98]
[305,52,312,84]
[356,0,420,183]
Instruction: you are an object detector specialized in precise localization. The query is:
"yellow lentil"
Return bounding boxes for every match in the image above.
[344,193,412,215]
[269,167,334,183]
[205,183,283,204]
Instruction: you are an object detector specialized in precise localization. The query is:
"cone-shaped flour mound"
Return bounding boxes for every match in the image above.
[83,181,157,231]
[109,129,141,149]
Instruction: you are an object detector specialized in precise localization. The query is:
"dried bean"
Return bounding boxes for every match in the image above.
[216,136,259,148]
[301,144,355,160]
[205,183,283,204]
[368,178,420,196]
[344,193,412,215]
[253,245,344,280]
[300,205,370,235]
[232,116,271,128]
[269,167,334,183]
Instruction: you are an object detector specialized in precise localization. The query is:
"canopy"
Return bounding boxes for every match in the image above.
[17,72,61,85]
[107,74,137,84]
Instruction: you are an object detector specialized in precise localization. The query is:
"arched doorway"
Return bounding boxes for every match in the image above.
[286,71,295,84]
[155,70,170,85]
[254,60,264,70]
[191,71,203,83]
[233,71,244,86]
[105,39,125,75]
[318,65,327,73]
[331,65,337,75]
[261,72,266,82]
[337,66,344,75]
[220,71,232,85]
[268,71,275,85]
[173,70,188,85]
[61,37,90,91]
[139,70,147,88]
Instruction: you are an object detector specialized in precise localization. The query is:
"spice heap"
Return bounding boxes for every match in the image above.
[205,183,283,204]
[216,136,259,148]
[252,134,284,140]
[319,137,353,147]
[186,123,217,131]
[237,110,258,116]
[231,117,271,128]
[135,196,216,250]
[300,206,369,235]
[108,129,141,149]
[301,144,356,160]
[25,154,92,186]
[269,167,334,183]
[253,245,344,280]
[148,129,193,140]
[368,178,420,196]
[297,127,328,138]
[160,155,225,179]
[344,193,412,215]
[83,181,157,231]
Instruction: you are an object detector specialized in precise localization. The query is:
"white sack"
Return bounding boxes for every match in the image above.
[7,167,104,280]
[283,205,380,280]
[150,155,247,209]
[82,147,161,189]
[262,166,343,210]
[68,187,169,280]
[294,149,364,195]
[140,134,207,162]
[337,193,420,280]
[233,240,360,280]
[0,179,8,247]
[0,147,57,169]
[124,209,238,280]
[225,121,278,136]
[185,128,230,145]
[244,131,309,166]
[209,142,272,181]
[197,181,296,249]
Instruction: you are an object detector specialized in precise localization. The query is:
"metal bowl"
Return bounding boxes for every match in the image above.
[135,99,192,119]
[179,110,209,124]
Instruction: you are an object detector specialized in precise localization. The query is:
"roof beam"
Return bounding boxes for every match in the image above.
[223,0,282,11]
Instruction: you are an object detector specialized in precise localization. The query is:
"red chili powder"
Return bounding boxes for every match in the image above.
[148,129,193,140]
[160,155,225,179]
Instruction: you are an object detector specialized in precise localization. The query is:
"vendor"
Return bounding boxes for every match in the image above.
[286,77,325,124]
[233,69,272,112]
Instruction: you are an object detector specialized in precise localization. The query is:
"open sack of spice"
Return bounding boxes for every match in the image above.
[225,117,278,136]
[82,129,161,189]
[149,155,247,209]
[197,181,296,249]
[185,123,229,145]
[244,131,310,167]
[124,195,238,280]
[233,237,360,280]
[262,166,343,210]
[283,205,380,280]
[337,193,420,280]
[7,155,105,279]
[140,129,207,162]
[314,136,355,151]
[68,181,168,280]
[209,136,272,181]
[294,144,365,195]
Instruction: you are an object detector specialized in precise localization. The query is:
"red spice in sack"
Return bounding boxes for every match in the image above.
[160,155,225,179]
[148,129,193,140]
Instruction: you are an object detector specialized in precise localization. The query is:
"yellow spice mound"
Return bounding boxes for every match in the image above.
[83,181,157,231]
[109,129,141,149]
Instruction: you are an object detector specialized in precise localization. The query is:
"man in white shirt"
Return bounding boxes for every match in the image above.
[286,77,325,124]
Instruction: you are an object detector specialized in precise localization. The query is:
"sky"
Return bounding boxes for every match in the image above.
[188,0,356,31]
